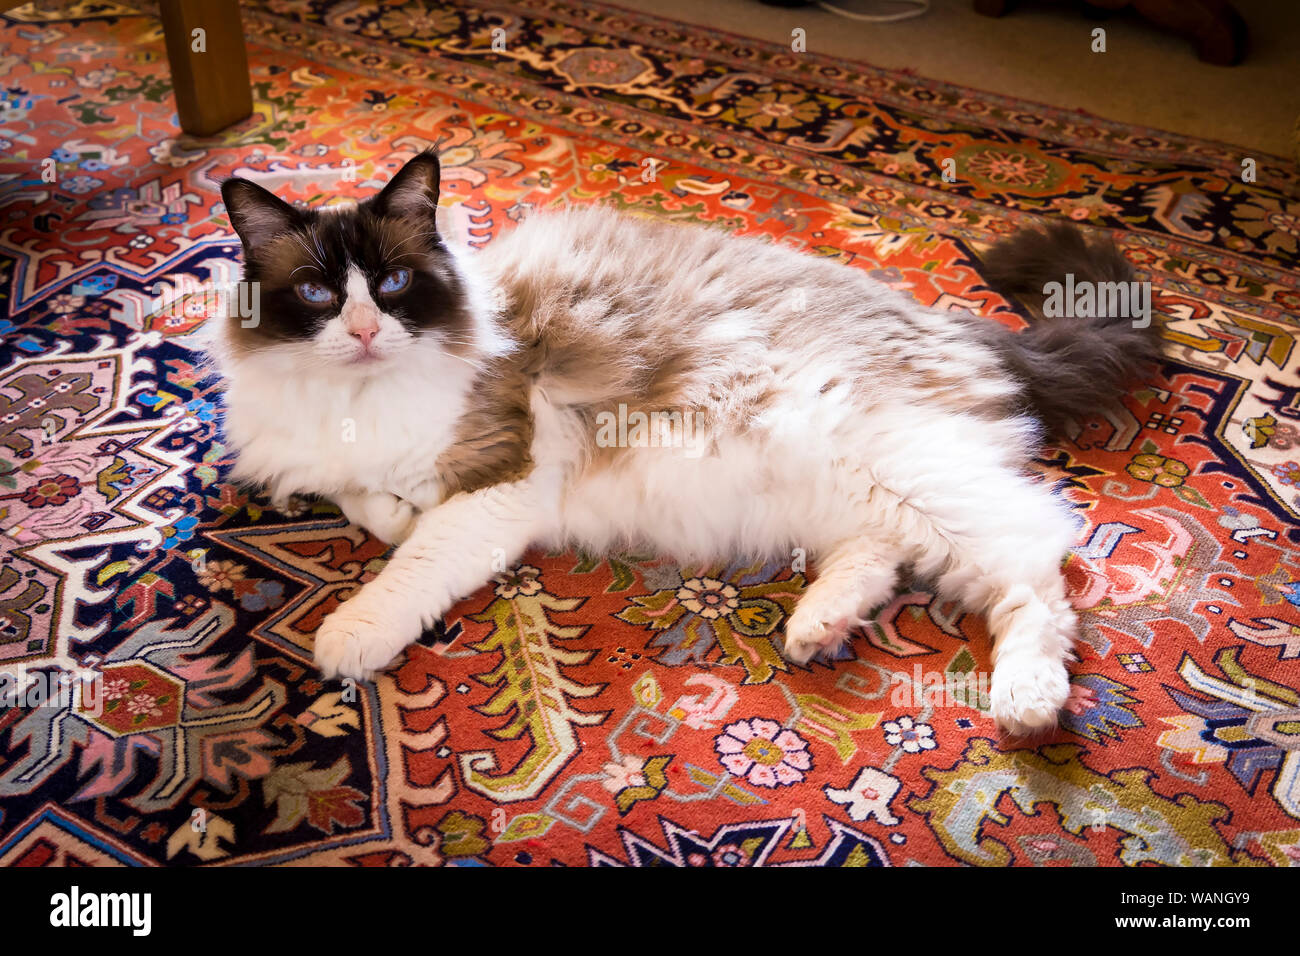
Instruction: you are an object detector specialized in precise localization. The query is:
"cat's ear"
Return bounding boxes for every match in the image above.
[222,178,302,253]
[370,149,441,223]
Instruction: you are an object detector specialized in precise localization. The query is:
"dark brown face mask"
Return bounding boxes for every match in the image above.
[219,150,471,354]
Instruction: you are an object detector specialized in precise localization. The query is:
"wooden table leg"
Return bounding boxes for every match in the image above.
[1133,0,1249,66]
[160,0,253,136]
[974,0,1248,65]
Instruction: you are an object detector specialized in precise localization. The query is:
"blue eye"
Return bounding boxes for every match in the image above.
[296,281,335,305]
[379,269,411,294]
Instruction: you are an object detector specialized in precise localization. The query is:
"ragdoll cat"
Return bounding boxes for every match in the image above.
[214,149,1160,735]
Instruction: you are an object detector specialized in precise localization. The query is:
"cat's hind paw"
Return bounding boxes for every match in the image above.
[781,613,855,665]
[989,654,1070,737]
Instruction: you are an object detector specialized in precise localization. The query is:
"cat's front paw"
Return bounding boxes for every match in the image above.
[335,491,419,545]
[989,654,1070,736]
[367,496,418,545]
[314,591,417,681]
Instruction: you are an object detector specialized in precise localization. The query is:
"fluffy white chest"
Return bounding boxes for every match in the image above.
[222,354,475,502]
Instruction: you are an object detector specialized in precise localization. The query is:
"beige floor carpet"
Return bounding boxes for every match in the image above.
[610,0,1300,160]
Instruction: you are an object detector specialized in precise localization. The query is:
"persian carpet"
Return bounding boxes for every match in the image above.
[1,0,1299,868]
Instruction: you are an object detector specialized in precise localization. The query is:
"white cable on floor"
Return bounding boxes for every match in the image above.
[816,0,930,23]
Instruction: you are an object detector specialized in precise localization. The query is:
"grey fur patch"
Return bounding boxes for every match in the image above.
[977,222,1164,435]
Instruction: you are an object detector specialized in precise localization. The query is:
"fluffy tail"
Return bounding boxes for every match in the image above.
[978,222,1162,434]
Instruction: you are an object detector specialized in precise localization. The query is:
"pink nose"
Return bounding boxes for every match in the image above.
[350,325,378,348]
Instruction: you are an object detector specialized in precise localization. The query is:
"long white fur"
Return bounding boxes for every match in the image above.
[213,205,1082,734]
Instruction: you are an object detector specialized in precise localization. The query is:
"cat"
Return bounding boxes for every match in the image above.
[213,149,1161,735]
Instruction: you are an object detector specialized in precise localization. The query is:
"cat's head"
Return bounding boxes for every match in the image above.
[220,150,478,370]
